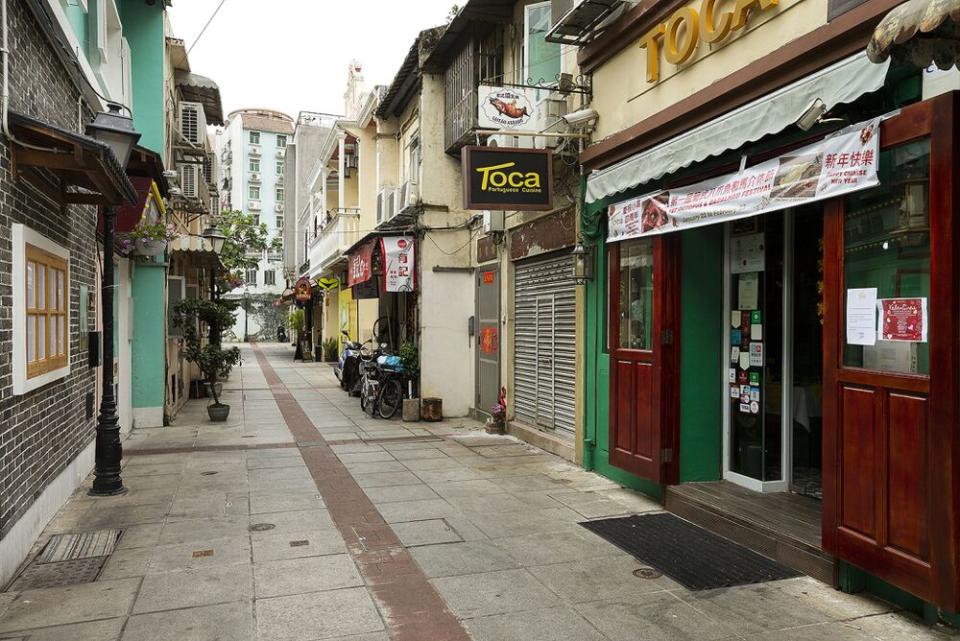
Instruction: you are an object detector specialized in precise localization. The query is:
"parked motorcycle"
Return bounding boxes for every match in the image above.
[276,325,288,343]
[334,331,367,395]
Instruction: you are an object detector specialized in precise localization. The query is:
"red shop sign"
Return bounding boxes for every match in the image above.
[347,241,375,287]
[294,277,313,302]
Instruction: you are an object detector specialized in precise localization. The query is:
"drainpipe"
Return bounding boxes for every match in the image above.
[579,175,597,471]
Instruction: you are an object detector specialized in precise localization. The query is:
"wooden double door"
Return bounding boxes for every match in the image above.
[607,93,960,610]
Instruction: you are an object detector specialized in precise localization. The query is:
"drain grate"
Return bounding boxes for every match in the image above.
[7,557,108,592]
[250,523,276,532]
[38,529,120,564]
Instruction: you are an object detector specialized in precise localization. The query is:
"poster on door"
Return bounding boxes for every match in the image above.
[607,119,881,242]
[381,237,415,293]
[879,297,927,343]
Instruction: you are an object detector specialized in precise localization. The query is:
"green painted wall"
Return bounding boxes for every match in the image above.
[132,263,165,410]
[679,226,723,482]
[582,186,724,498]
[63,3,89,54]
[119,0,165,154]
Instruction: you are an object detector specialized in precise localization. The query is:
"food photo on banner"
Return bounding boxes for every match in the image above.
[608,119,881,242]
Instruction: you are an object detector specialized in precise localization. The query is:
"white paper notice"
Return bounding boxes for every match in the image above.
[847,288,878,346]
[751,324,763,341]
[738,273,760,310]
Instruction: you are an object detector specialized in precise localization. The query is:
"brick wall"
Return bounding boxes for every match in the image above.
[0,1,100,539]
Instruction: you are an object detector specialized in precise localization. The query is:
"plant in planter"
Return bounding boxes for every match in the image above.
[289,308,306,360]
[322,338,339,362]
[399,341,421,422]
[487,387,507,434]
[129,221,177,256]
[173,298,241,422]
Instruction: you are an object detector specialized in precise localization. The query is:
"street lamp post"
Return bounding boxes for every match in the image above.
[202,225,227,347]
[243,288,250,343]
[86,104,141,497]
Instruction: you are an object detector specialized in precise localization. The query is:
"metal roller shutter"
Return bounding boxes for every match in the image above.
[513,253,576,439]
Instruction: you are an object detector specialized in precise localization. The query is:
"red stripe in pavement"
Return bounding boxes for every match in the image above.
[251,345,471,641]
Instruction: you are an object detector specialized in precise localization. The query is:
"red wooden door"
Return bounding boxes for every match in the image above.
[608,235,679,483]
[822,95,960,610]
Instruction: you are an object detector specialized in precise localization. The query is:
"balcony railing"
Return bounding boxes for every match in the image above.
[309,209,360,271]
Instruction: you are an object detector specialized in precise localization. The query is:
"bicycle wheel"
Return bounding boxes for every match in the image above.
[378,378,403,419]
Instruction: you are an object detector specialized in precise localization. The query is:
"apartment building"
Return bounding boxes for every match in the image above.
[217,108,295,339]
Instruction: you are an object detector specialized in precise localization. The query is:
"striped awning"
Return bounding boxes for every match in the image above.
[867,0,960,69]
[169,235,222,267]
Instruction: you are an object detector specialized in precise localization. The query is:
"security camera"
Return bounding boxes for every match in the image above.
[797,99,827,132]
[562,108,599,127]
[162,170,178,179]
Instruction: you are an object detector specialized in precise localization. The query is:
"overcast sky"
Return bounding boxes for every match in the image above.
[168,1,456,120]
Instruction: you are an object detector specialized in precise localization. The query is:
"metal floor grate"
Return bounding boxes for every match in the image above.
[6,557,108,592]
[581,512,800,591]
[37,529,120,563]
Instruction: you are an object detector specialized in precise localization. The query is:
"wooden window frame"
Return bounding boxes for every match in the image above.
[25,243,69,378]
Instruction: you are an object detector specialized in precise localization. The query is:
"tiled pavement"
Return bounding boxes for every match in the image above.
[0,344,956,641]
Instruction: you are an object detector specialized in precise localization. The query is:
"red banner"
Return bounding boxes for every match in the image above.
[294,277,312,302]
[347,240,375,287]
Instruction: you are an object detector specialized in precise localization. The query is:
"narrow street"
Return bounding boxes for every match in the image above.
[0,344,949,641]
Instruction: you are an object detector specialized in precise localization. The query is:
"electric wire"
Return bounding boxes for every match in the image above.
[187,0,230,56]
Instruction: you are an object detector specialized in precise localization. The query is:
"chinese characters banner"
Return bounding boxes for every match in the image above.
[608,119,881,243]
[381,237,415,293]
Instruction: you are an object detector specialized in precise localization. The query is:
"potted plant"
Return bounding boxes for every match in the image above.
[173,298,241,422]
[486,387,507,434]
[289,308,306,360]
[399,341,421,422]
[130,221,177,256]
[322,338,339,362]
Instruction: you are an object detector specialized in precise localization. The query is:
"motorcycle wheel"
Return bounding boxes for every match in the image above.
[378,379,403,420]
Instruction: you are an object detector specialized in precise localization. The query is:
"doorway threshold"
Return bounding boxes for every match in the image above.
[665,481,833,584]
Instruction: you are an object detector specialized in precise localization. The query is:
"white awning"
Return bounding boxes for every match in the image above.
[586,52,891,204]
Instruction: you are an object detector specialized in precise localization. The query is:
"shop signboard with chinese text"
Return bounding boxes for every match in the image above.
[347,241,375,287]
[381,237,415,293]
[463,146,553,211]
[608,120,881,243]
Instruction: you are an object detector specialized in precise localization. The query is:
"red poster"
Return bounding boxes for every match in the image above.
[482,271,496,285]
[479,327,499,354]
[880,298,927,343]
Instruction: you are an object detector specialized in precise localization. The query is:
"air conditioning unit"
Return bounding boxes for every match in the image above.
[377,188,387,223]
[179,102,207,145]
[276,149,285,159]
[248,200,261,211]
[249,145,261,157]
[536,95,570,148]
[486,133,534,150]
[383,188,398,223]
[275,203,284,213]
[249,172,261,183]
[399,179,419,213]
[483,210,506,233]
[179,163,201,198]
[276,173,285,184]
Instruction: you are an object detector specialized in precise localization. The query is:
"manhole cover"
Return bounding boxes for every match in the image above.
[249,523,276,532]
[7,557,108,591]
[200,471,219,476]
[633,567,663,580]
[39,530,121,563]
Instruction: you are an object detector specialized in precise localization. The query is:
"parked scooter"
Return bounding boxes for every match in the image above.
[334,331,367,395]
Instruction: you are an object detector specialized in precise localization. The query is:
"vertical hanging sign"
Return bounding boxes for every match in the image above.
[381,237,415,292]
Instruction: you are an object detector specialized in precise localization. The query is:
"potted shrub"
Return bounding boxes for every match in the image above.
[399,341,421,422]
[289,308,306,360]
[130,221,176,256]
[173,298,241,422]
[322,338,339,362]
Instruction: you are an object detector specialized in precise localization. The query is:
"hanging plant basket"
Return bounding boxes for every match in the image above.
[135,238,168,256]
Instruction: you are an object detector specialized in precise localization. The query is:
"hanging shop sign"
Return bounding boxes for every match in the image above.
[639,0,779,83]
[381,237,416,293]
[478,85,537,130]
[608,119,881,243]
[294,277,313,302]
[347,240,375,287]
[316,277,340,291]
[463,146,553,211]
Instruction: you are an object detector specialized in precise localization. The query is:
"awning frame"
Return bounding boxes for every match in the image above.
[586,52,891,204]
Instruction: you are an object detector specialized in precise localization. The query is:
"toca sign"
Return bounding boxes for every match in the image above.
[639,0,779,83]
[462,146,553,211]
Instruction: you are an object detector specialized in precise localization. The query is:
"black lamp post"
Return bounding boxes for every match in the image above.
[86,104,141,497]
[202,225,227,346]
